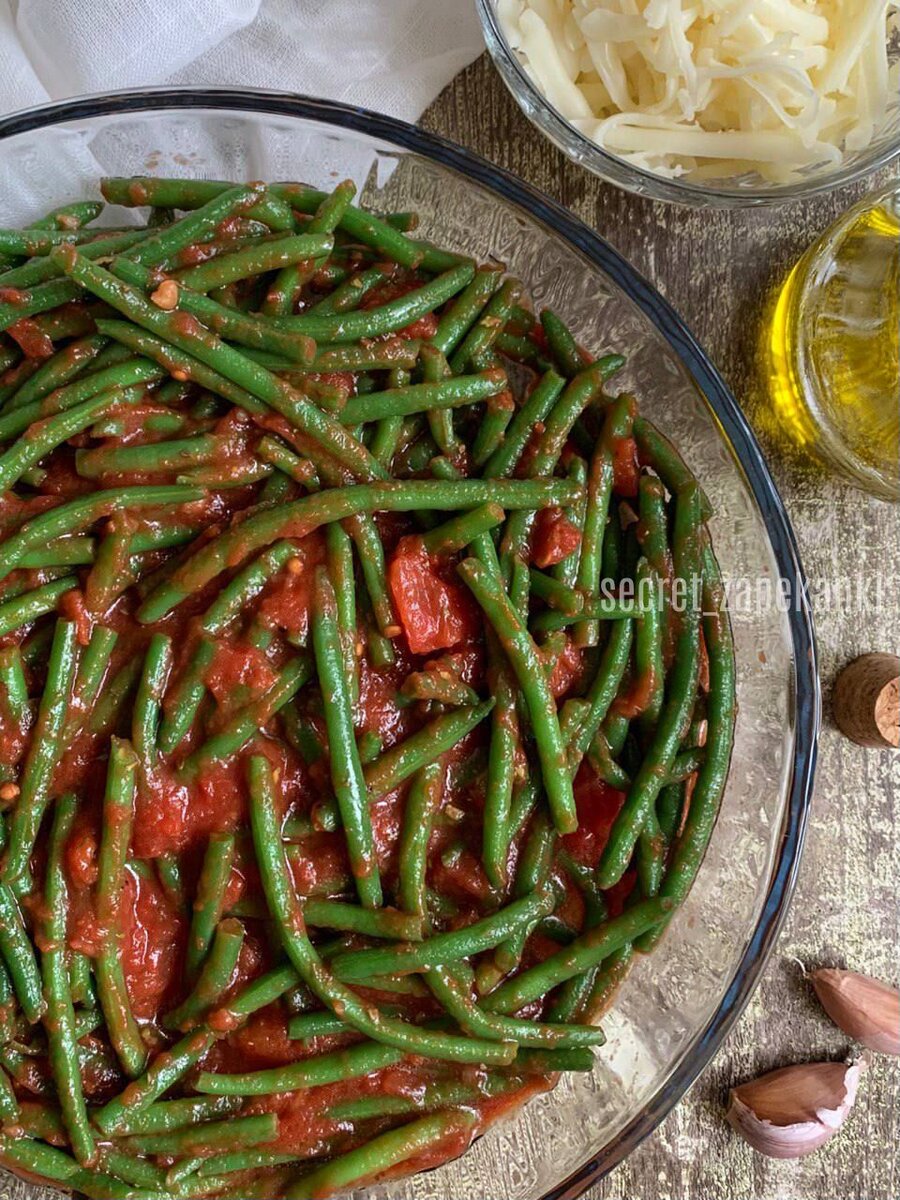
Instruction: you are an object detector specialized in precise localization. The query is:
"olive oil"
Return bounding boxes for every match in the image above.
[765,183,899,501]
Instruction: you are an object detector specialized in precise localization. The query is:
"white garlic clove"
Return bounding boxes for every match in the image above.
[812,968,900,1056]
[726,1059,865,1159]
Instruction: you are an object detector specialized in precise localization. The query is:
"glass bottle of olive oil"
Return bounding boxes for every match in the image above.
[765,182,899,502]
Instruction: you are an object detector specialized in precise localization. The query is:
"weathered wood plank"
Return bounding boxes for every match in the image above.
[424,54,900,1200]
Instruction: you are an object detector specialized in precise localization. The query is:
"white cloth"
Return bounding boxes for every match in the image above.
[0,0,484,122]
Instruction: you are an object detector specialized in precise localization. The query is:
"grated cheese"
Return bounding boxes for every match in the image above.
[497,0,900,183]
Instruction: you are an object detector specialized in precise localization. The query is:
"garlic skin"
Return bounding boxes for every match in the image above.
[812,968,900,1056]
[726,1059,865,1159]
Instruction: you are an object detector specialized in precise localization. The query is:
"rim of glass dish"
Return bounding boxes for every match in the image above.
[0,87,819,1197]
[477,0,900,208]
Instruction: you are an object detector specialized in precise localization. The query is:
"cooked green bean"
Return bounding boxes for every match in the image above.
[39,792,95,1164]
[94,738,148,1077]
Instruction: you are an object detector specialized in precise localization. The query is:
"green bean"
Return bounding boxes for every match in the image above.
[39,792,95,1164]
[0,1133,143,1197]
[330,890,553,983]
[427,964,606,1048]
[500,357,623,567]
[586,730,631,790]
[126,182,271,267]
[345,510,395,648]
[364,700,494,800]
[71,624,117,720]
[575,398,633,645]
[157,636,215,754]
[0,357,164,442]
[0,333,107,413]
[0,882,43,1022]
[637,538,735,950]
[264,181,355,316]
[450,278,521,374]
[93,1028,217,1134]
[539,309,585,377]
[131,633,172,760]
[137,477,580,622]
[633,416,713,519]
[154,853,185,910]
[95,738,148,1077]
[54,249,381,481]
[0,484,203,583]
[196,1149,306,1178]
[101,176,454,270]
[337,367,506,426]
[634,556,665,729]
[273,262,476,345]
[303,899,423,941]
[530,599,646,631]
[429,265,501,356]
[108,1095,244,1137]
[88,655,142,737]
[284,1111,477,1200]
[178,654,312,778]
[196,1038,407,1096]
[76,432,222,478]
[287,338,422,376]
[185,833,236,981]
[490,809,556,983]
[2,620,79,895]
[400,667,478,707]
[98,1149,168,1191]
[173,232,333,293]
[165,918,245,1032]
[597,485,703,890]
[397,759,444,918]
[100,176,294,231]
[17,536,95,569]
[247,754,516,1065]
[308,263,394,315]
[528,568,584,614]
[324,522,358,705]
[327,1075,512,1121]
[457,558,576,834]
[0,646,28,736]
[583,944,635,1020]
[123,1111,277,1157]
[0,277,83,332]
[420,503,505,556]
[0,576,76,638]
[286,1010,351,1040]
[312,565,382,908]
[566,617,634,764]
[0,1065,18,1121]
[483,898,672,1014]
[482,654,520,891]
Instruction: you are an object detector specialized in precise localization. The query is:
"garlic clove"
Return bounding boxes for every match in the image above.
[812,968,900,1056]
[726,1059,865,1159]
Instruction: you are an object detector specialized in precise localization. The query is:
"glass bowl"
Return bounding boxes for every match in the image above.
[0,89,818,1200]
[478,0,900,208]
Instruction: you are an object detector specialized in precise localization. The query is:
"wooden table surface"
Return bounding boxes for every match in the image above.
[424,55,900,1200]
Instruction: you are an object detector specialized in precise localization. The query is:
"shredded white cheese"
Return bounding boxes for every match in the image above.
[497,0,900,183]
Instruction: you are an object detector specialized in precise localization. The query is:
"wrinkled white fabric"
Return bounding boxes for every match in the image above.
[0,0,483,121]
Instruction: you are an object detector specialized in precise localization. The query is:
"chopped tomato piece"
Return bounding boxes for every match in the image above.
[204,642,277,707]
[388,537,478,655]
[561,763,625,868]
[121,868,185,1019]
[611,435,640,497]
[547,637,583,698]
[531,507,581,568]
